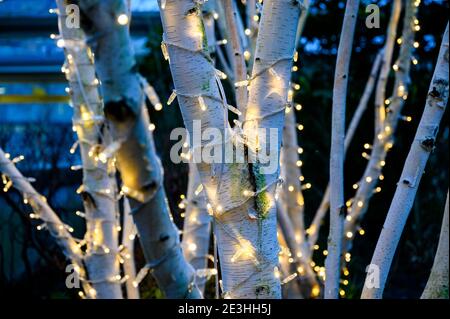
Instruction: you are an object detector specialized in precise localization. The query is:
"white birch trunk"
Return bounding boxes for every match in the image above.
[307,49,383,249]
[56,0,122,299]
[374,0,402,131]
[158,0,301,298]
[121,198,139,299]
[181,161,212,294]
[421,192,449,299]
[78,0,200,298]
[344,0,418,254]
[325,0,359,299]
[361,24,449,299]
[221,0,248,114]
[295,0,309,47]
[0,148,95,296]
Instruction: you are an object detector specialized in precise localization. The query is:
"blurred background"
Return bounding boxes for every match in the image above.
[0,0,448,299]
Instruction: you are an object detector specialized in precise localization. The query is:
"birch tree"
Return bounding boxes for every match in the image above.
[325,0,359,299]
[307,50,383,249]
[343,0,418,254]
[77,0,201,298]
[0,148,97,297]
[55,0,122,299]
[361,24,449,299]
[374,0,402,131]
[421,192,449,299]
[158,0,302,298]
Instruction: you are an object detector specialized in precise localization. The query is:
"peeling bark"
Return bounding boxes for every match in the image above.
[361,24,449,299]
[78,0,200,298]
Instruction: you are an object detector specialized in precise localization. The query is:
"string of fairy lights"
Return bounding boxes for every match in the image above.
[0,0,427,299]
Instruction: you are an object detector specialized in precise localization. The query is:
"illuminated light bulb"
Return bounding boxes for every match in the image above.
[392,64,399,72]
[295,103,302,111]
[343,279,349,286]
[379,175,385,181]
[213,11,219,19]
[304,183,312,190]
[253,15,259,22]
[117,14,129,25]
[292,66,298,72]
[345,253,351,259]
[296,160,303,167]
[243,50,251,60]
[375,186,382,193]
[148,123,156,131]
[297,147,304,154]
[384,99,390,105]
[313,244,319,250]
[65,87,71,94]
[296,252,303,258]
[56,39,65,48]
[397,38,403,45]
[89,288,97,297]
[405,116,412,122]
[188,243,197,252]
[311,285,320,297]
[352,183,359,190]
[365,176,372,183]
[297,124,304,131]
[314,265,320,272]
[78,291,85,298]
[357,201,363,208]
[299,176,305,182]
[293,83,301,90]
[363,143,371,149]
[244,28,252,36]
[413,41,420,48]
[359,229,365,235]
[216,205,223,213]
[346,232,353,239]
[310,261,316,267]
[323,250,328,256]
[377,133,384,140]
[339,289,345,297]
[362,152,370,160]
[288,185,295,192]
[385,126,391,133]
[386,142,394,149]
[104,247,110,254]
[343,269,350,276]
[154,103,163,111]
[380,160,386,167]
[50,33,57,40]
[346,215,352,221]
[129,234,136,241]
[414,25,421,31]
[412,58,418,65]
[178,202,185,209]
[288,257,294,263]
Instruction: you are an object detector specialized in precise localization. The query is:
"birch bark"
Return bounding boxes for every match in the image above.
[421,192,449,299]
[344,0,418,254]
[221,0,248,114]
[56,0,122,299]
[78,0,200,298]
[0,148,93,296]
[361,24,449,299]
[307,50,383,249]
[181,161,212,294]
[158,0,301,298]
[121,198,139,299]
[374,0,402,131]
[325,0,359,299]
